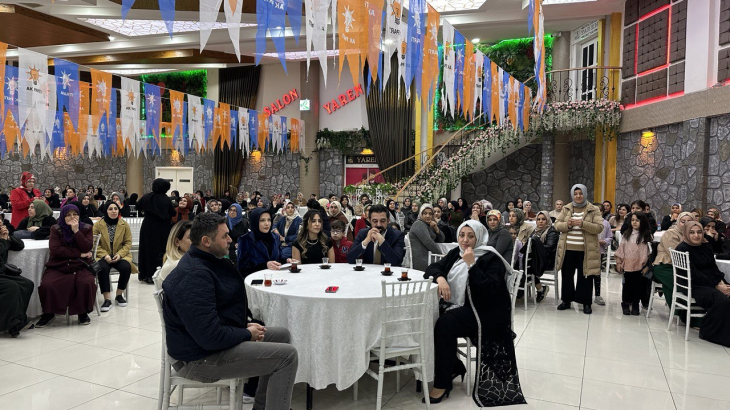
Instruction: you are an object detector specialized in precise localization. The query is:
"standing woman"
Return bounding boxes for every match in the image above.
[292,210,335,265]
[171,195,193,224]
[36,205,97,326]
[10,172,42,228]
[137,179,176,284]
[408,204,445,271]
[274,201,302,259]
[554,184,604,314]
[237,208,286,276]
[92,202,136,311]
[226,203,250,261]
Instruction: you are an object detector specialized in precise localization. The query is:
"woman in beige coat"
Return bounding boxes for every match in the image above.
[554,184,604,314]
[92,202,138,311]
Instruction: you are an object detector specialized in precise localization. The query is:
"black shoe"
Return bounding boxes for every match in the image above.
[557,302,571,310]
[536,286,549,303]
[78,313,91,325]
[143,277,154,284]
[621,303,631,315]
[452,359,467,383]
[516,290,524,299]
[631,303,641,316]
[35,313,55,328]
[100,300,112,312]
[422,387,452,404]
[583,304,592,314]
[115,295,127,307]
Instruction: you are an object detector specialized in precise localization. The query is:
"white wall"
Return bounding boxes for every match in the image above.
[318,60,369,131]
[255,62,302,120]
[685,0,717,92]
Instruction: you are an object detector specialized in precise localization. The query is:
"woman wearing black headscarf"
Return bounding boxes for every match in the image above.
[237,207,286,276]
[137,179,176,284]
[675,221,730,346]
[69,200,94,225]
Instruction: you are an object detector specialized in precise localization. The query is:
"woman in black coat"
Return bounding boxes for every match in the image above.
[137,179,176,284]
[485,210,515,261]
[0,218,33,337]
[423,221,525,406]
[226,203,250,261]
[43,188,61,209]
[676,221,730,347]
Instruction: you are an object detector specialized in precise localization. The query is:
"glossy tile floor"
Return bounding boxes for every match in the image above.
[2,272,730,410]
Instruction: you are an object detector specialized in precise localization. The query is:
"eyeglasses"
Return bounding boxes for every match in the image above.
[331,230,343,234]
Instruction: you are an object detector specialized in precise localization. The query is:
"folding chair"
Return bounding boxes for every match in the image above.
[68,234,102,325]
[667,248,706,340]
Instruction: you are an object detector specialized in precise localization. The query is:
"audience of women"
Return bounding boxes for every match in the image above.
[509,208,535,245]
[69,200,94,226]
[433,205,455,243]
[502,201,515,225]
[653,211,694,306]
[137,179,176,284]
[327,201,352,240]
[621,200,658,235]
[409,204,446,271]
[94,187,106,203]
[615,212,653,315]
[456,198,470,216]
[469,202,487,226]
[385,199,404,226]
[675,221,730,347]
[274,201,302,259]
[340,195,354,218]
[353,204,371,238]
[226,203,250,261]
[424,220,525,406]
[9,172,42,228]
[0,218,33,337]
[554,184,604,314]
[80,195,102,219]
[609,203,629,232]
[700,216,727,254]
[172,195,193,223]
[483,210,513,261]
[44,188,61,209]
[661,203,683,231]
[404,202,419,232]
[292,210,335,265]
[14,200,56,239]
[36,205,97,327]
[237,208,286,276]
[93,202,135,312]
[158,220,193,283]
[105,192,131,218]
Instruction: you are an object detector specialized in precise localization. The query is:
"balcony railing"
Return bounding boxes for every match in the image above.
[545,66,621,103]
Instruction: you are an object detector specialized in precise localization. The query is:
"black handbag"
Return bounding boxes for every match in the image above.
[3,263,22,276]
[79,258,102,277]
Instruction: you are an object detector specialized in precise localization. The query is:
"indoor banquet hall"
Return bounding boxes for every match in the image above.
[2,0,730,409]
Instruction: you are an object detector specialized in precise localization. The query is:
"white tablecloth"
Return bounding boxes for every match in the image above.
[8,239,50,318]
[438,243,458,254]
[717,260,730,283]
[245,264,438,390]
[653,230,665,242]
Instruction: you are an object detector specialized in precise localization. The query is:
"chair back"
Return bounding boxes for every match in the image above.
[377,280,432,352]
[669,248,692,301]
[91,234,102,260]
[152,266,163,291]
[509,242,520,270]
[428,252,445,265]
[403,235,412,268]
[126,217,144,244]
[509,270,525,330]
[153,289,167,338]
[523,237,533,276]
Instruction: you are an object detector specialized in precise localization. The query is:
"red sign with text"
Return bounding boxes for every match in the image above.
[323,84,364,114]
[264,89,299,116]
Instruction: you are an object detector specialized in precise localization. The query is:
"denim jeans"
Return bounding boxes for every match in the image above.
[177,327,298,410]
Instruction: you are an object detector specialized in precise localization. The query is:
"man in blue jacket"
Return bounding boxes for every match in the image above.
[347,204,406,266]
[163,213,298,410]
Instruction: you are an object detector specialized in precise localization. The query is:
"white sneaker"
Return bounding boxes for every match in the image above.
[241,393,254,404]
[594,296,605,306]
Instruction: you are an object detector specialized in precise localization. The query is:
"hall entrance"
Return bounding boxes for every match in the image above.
[155,167,194,194]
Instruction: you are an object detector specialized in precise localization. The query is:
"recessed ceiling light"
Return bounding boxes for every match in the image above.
[426,0,486,12]
[471,38,480,43]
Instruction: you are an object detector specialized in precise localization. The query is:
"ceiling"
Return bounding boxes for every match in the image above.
[0,0,625,76]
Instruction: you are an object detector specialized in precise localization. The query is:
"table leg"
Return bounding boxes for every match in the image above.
[306,384,313,410]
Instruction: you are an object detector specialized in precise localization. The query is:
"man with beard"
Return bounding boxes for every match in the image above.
[347,204,406,266]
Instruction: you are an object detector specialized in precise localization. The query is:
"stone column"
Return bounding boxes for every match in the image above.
[539,133,555,210]
[299,62,321,197]
[553,133,571,205]
[126,154,145,195]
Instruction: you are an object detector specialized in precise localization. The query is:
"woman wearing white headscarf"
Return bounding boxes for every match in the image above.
[408,204,445,271]
[423,220,525,406]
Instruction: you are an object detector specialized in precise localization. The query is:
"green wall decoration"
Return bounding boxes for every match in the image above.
[139,70,208,122]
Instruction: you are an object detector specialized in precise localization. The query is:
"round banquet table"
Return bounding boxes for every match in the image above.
[653,230,665,242]
[244,264,439,390]
[8,239,51,318]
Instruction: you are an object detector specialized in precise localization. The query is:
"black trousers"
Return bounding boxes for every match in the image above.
[693,286,730,347]
[98,259,132,294]
[560,250,593,305]
[622,270,643,305]
[433,305,477,389]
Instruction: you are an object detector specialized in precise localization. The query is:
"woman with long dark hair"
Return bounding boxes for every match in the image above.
[292,210,335,265]
[137,179,176,284]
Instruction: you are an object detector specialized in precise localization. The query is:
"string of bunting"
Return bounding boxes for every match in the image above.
[0,41,305,159]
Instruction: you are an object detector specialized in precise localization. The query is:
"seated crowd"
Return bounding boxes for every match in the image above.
[3,173,730,409]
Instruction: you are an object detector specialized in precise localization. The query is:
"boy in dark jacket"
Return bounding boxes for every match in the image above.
[162,213,298,410]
